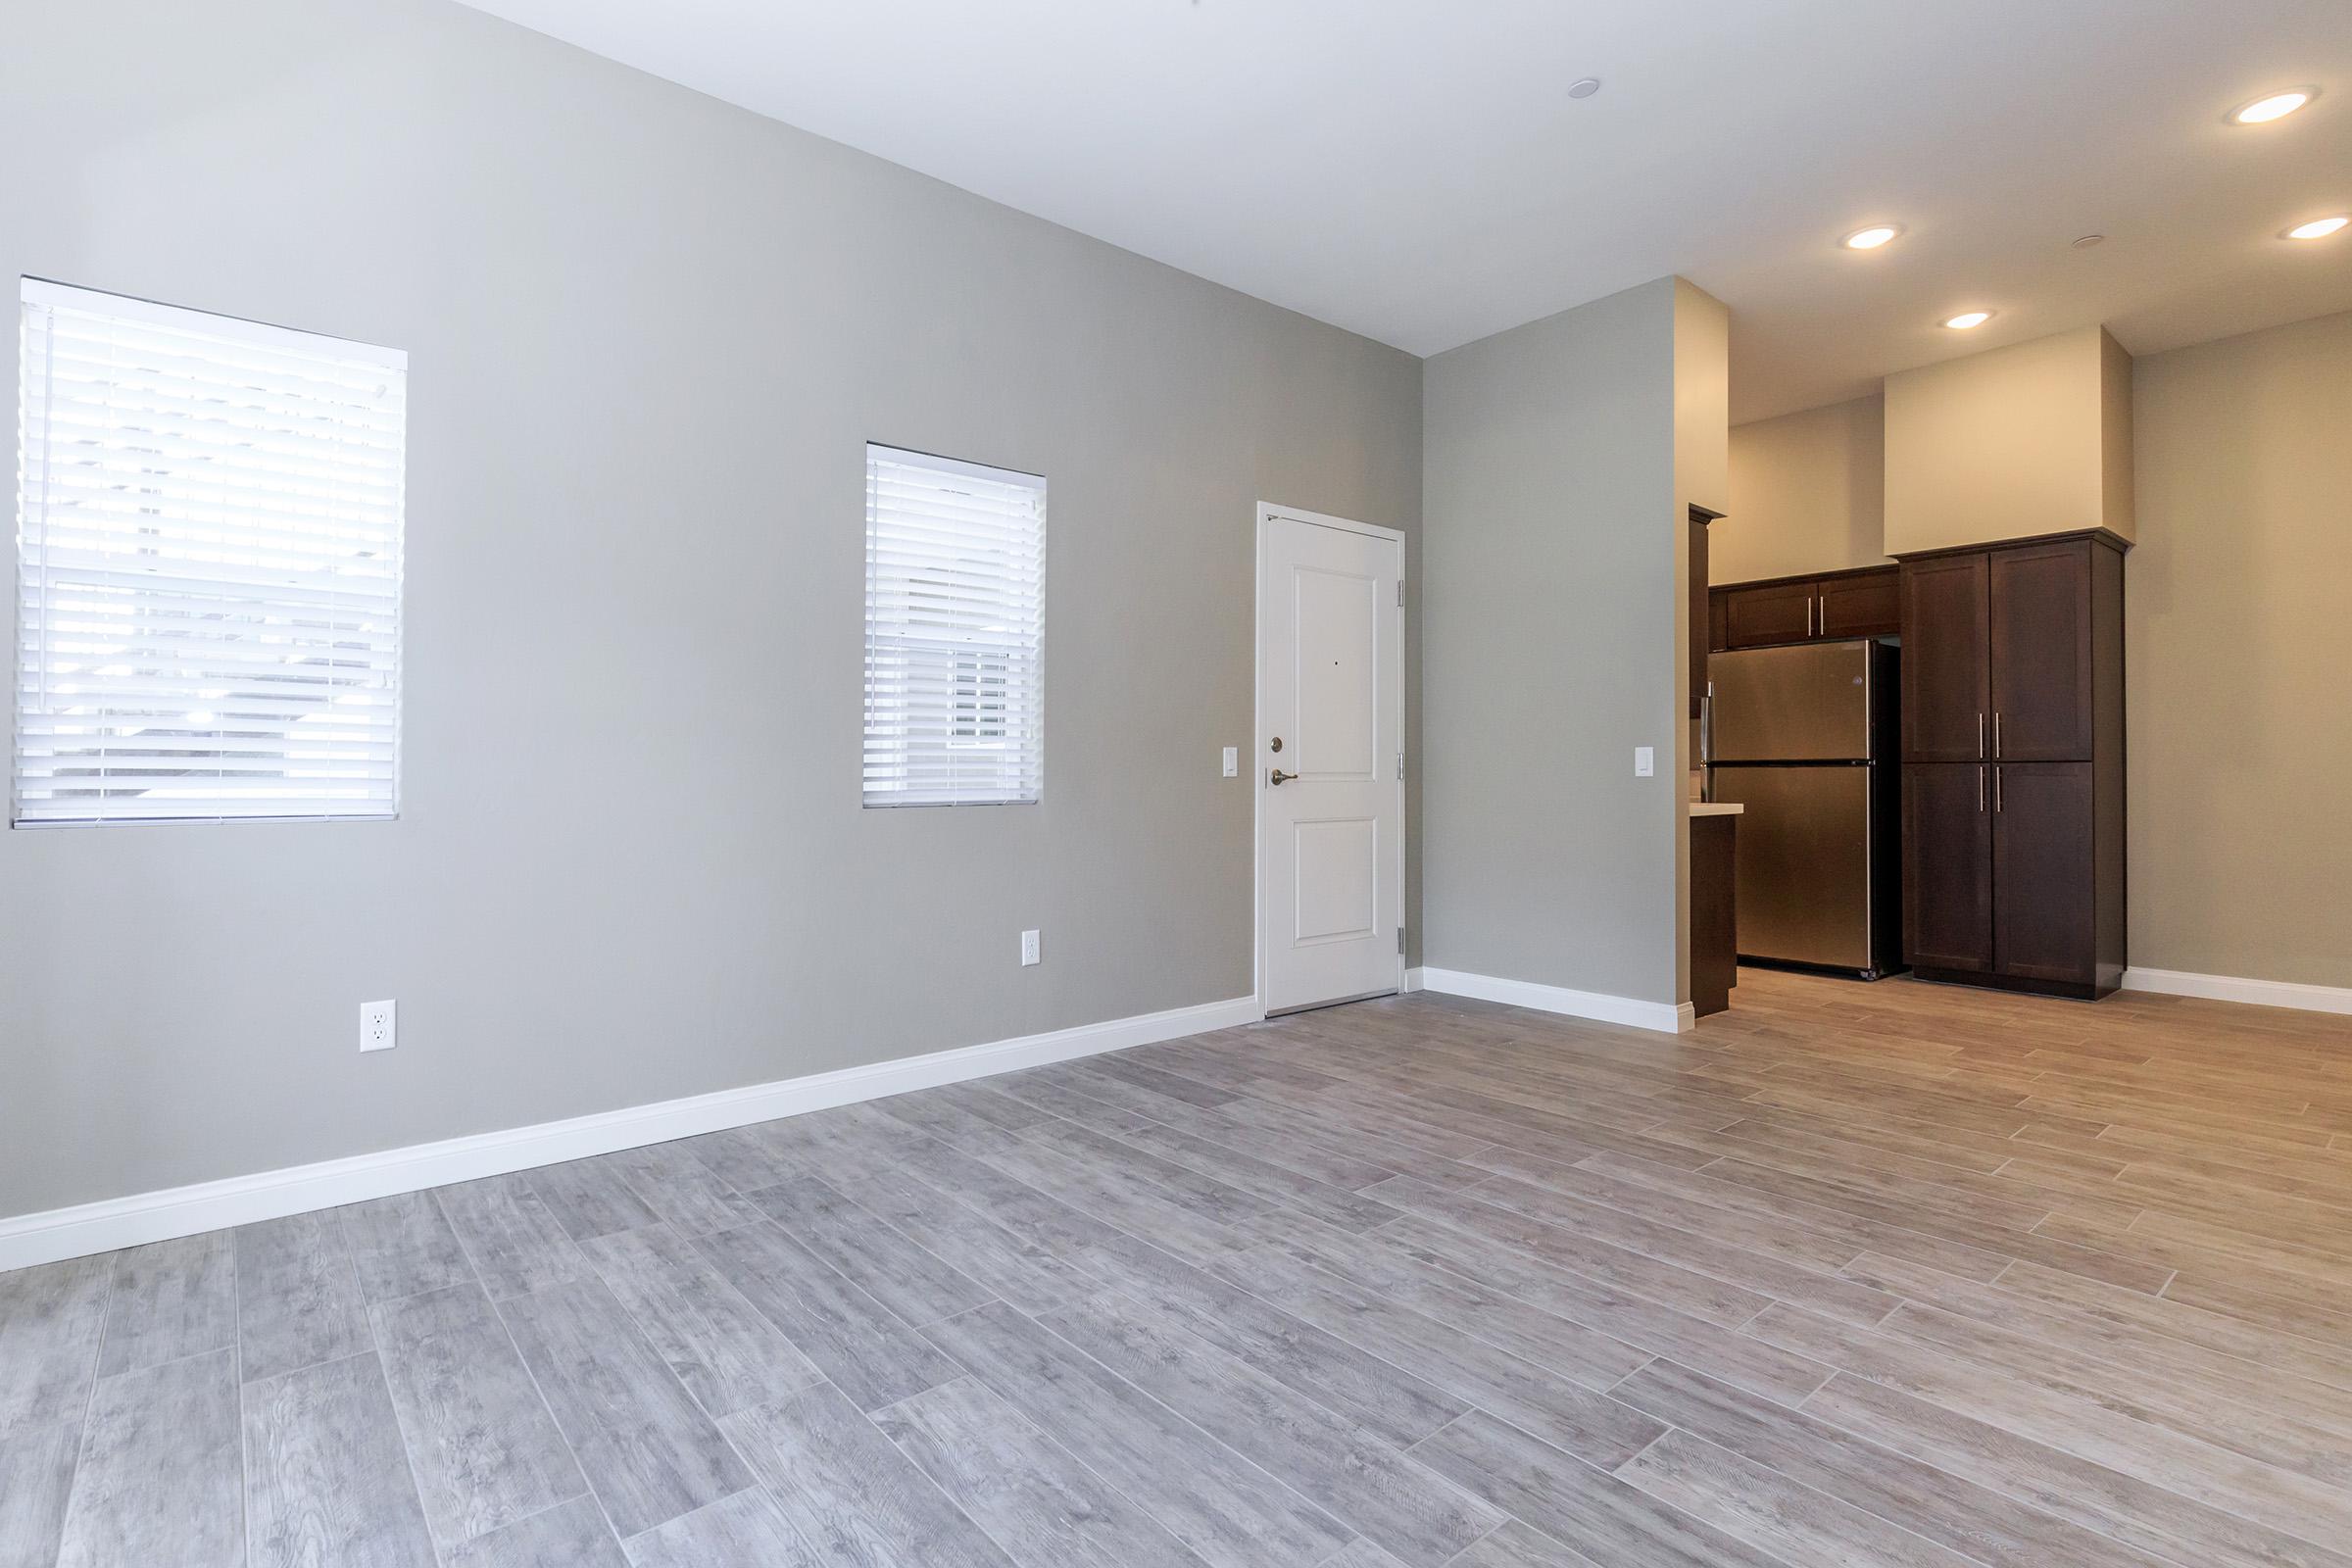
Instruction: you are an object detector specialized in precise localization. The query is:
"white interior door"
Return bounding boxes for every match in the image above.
[1257,508,1404,1014]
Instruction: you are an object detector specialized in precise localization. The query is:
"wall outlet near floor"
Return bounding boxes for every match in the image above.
[1020,930,1042,966]
[1634,746,1655,778]
[360,1000,397,1053]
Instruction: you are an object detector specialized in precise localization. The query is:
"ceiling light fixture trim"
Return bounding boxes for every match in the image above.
[1842,224,1902,250]
[2230,88,2317,124]
[2285,215,2349,240]
[1941,311,1995,330]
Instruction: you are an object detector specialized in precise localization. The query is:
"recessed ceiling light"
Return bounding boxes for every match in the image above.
[2286,215,2350,240]
[2072,234,2106,249]
[1842,224,1902,250]
[1941,311,1994,330]
[2231,89,2315,124]
[1567,77,1602,99]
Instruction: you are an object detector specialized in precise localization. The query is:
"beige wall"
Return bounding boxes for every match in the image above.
[2129,310,2352,989]
[1885,326,2134,555]
[1715,396,1887,582]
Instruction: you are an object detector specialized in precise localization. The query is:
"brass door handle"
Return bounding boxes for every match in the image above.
[1269,768,1298,786]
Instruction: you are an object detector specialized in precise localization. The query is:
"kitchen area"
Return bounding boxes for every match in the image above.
[1688,323,2132,1016]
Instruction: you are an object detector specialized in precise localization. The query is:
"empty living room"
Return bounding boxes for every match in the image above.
[3,2,2350,1565]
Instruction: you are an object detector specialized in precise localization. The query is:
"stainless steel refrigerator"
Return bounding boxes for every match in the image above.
[1704,639,1902,979]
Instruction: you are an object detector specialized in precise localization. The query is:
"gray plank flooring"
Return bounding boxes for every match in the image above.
[11,975,2352,1568]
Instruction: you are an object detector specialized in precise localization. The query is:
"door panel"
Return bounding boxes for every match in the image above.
[1710,766,1873,968]
[1707,643,1873,761]
[1724,580,1818,648]
[1990,541,2095,762]
[1292,817,1378,944]
[1900,555,1990,762]
[1258,514,1403,1014]
[1817,570,1899,638]
[1903,763,1993,973]
[1994,762,2096,984]
[1294,567,1378,777]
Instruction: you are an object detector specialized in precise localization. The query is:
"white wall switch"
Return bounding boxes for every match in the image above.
[1020,929,1042,966]
[1221,746,1238,778]
[1634,746,1655,778]
[360,999,397,1053]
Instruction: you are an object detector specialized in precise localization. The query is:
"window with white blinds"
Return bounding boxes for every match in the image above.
[863,445,1045,806]
[14,279,406,825]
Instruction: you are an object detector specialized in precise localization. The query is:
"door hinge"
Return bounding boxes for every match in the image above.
[1396,926,1406,955]
[1396,748,1405,781]
[1396,580,1405,608]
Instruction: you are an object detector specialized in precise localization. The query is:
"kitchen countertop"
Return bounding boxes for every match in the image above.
[1690,802,1744,816]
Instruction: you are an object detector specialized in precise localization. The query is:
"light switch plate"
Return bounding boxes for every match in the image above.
[1221,746,1238,778]
[1634,746,1655,778]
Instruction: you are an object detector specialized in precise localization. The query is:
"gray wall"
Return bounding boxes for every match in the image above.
[0,0,1422,1219]
[2128,309,2352,988]
[1421,279,1685,1006]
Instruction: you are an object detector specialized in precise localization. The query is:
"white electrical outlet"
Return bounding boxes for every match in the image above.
[1020,930,1042,966]
[1221,746,1238,778]
[1634,746,1655,778]
[360,1000,397,1053]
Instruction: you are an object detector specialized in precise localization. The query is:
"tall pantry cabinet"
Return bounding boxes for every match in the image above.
[1898,532,2126,999]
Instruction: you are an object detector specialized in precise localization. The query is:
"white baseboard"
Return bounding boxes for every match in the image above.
[1402,966,1426,994]
[0,993,1264,1274]
[2122,966,2352,1017]
[1414,966,1692,1035]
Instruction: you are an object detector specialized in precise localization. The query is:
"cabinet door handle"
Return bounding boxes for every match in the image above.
[1994,766,2003,813]
[1979,766,1986,812]
[1994,712,2003,760]
[1977,713,1985,760]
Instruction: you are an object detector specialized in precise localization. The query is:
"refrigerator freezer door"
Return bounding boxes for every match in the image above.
[1707,642,1874,761]
[1710,764,1874,969]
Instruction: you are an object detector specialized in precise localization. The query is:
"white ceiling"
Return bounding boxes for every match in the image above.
[464,0,2351,421]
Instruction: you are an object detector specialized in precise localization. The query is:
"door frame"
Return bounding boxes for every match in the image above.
[1253,502,1408,1015]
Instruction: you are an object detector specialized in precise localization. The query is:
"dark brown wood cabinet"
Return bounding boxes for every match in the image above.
[1990,761,2097,986]
[1690,811,1738,1017]
[1722,578,1817,648]
[1818,570,1900,639]
[1898,532,2126,1000]
[1899,553,1990,762]
[1690,508,1716,719]
[1902,763,1993,974]
[1988,542,2097,762]
[1711,564,1900,650]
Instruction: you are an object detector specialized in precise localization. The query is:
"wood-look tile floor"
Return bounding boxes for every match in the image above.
[7,969,2352,1567]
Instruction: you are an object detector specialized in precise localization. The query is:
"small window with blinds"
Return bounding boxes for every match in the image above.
[863,445,1045,806]
[14,279,406,826]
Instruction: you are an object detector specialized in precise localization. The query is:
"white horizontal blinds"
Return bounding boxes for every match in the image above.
[863,445,1045,806]
[15,279,407,825]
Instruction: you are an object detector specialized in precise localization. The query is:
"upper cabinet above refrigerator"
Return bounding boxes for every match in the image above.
[1710,564,1900,652]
